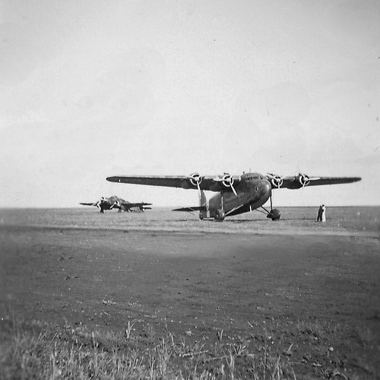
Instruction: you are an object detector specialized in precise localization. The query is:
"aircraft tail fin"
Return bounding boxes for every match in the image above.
[172,190,210,219]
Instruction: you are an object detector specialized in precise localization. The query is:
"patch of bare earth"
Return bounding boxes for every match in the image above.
[0,208,379,378]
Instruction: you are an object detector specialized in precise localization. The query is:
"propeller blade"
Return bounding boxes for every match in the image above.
[220,173,238,196]
[197,181,201,197]
[189,172,203,203]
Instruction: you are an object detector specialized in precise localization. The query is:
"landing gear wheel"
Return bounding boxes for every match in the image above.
[214,209,225,222]
[267,208,281,221]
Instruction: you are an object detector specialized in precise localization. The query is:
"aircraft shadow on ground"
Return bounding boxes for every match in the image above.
[166,218,313,223]
[226,218,313,223]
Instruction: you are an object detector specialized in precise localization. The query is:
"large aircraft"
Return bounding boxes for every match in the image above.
[106,172,361,221]
[80,195,152,213]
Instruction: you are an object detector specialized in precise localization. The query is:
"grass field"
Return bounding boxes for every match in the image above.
[0,207,379,379]
[1,206,379,234]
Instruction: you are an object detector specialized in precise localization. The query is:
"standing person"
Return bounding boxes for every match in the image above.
[321,204,326,222]
[316,205,323,221]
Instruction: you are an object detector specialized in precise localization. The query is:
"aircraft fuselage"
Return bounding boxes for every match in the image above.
[201,172,272,219]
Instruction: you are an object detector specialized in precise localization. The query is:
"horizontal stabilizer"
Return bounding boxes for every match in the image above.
[172,206,207,212]
[124,202,152,207]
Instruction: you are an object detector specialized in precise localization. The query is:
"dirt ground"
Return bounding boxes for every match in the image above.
[0,207,379,378]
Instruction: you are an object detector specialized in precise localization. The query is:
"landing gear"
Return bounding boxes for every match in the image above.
[215,208,225,222]
[261,192,281,220]
[214,191,225,222]
[267,208,281,221]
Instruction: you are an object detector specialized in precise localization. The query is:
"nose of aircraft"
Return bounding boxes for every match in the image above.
[258,178,272,204]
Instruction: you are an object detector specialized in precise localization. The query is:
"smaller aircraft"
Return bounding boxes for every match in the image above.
[80,195,152,213]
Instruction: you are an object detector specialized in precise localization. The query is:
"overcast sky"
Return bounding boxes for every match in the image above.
[0,0,379,208]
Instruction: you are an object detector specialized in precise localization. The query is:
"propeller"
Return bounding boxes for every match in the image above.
[95,197,105,208]
[221,173,237,196]
[110,199,121,210]
[267,173,284,188]
[297,173,310,187]
[189,172,203,199]
[93,197,107,212]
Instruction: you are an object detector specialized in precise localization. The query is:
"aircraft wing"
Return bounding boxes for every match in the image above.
[298,176,361,187]
[267,173,361,190]
[106,174,242,193]
[107,175,189,188]
[80,202,98,206]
